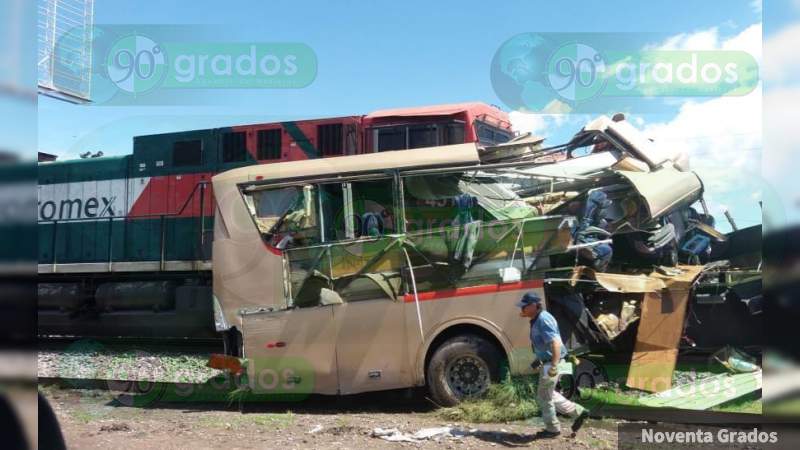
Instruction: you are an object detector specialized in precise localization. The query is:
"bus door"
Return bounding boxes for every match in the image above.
[328,237,412,394]
[241,304,339,396]
[238,182,340,397]
[323,178,412,394]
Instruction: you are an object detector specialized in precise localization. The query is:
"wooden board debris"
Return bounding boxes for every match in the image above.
[625,266,704,393]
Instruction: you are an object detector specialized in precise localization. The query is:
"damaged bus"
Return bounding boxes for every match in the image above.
[211,116,760,404]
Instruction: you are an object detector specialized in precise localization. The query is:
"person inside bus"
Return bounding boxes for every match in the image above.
[361,211,384,237]
[572,190,613,271]
[517,292,589,438]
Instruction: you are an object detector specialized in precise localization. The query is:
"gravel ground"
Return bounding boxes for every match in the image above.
[40,385,619,450]
[38,345,221,384]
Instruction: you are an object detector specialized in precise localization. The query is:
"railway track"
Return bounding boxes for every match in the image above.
[38,335,224,354]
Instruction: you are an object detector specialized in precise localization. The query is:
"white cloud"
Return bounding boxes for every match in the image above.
[762,19,800,225]
[763,85,800,217]
[762,22,800,84]
[649,27,720,51]
[722,23,762,60]
[508,111,571,135]
[648,23,762,61]
[640,23,763,223]
[642,89,761,172]
[641,23,762,167]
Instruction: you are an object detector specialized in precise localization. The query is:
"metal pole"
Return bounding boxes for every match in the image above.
[699,198,710,216]
[723,209,738,231]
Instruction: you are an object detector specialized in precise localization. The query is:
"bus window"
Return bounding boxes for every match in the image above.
[287,178,403,306]
[403,173,475,233]
[318,183,346,242]
[243,185,321,249]
[313,179,397,242]
[351,179,396,237]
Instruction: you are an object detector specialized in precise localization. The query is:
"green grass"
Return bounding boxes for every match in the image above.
[578,387,643,410]
[711,391,762,414]
[765,397,800,416]
[199,411,295,428]
[438,374,541,423]
[225,384,252,405]
[437,370,762,424]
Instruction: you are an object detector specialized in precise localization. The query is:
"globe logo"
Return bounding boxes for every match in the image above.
[106,34,167,94]
[491,33,607,110]
[547,42,607,103]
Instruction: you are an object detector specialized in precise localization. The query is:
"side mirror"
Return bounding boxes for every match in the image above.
[319,288,344,306]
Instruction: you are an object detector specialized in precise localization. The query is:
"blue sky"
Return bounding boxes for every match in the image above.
[37,0,784,230]
[39,0,764,151]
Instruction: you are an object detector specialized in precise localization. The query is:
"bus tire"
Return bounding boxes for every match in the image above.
[426,335,501,407]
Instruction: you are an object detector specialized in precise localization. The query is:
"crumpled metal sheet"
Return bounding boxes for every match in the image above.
[625,265,706,393]
[616,168,703,220]
[569,266,667,292]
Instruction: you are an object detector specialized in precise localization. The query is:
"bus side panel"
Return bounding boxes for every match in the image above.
[407,287,539,386]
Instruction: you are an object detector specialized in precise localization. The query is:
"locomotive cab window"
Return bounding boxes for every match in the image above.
[172,140,202,167]
[475,121,513,146]
[372,120,466,152]
[443,122,466,145]
[408,124,437,149]
[375,126,406,152]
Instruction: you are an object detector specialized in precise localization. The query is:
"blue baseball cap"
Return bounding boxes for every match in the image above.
[515,292,542,308]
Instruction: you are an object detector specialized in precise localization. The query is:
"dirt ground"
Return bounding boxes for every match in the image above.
[40,385,619,450]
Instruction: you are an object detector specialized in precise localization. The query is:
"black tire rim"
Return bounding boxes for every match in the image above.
[445,355,490,398]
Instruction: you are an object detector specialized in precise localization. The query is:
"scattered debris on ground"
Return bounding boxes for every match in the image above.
[41,385,619,449]
[371,426,470,443]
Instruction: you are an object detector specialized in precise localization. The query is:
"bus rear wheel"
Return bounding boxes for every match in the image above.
[426,335,502,406]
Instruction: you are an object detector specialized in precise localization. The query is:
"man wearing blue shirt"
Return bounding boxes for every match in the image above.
[517,292,589,438]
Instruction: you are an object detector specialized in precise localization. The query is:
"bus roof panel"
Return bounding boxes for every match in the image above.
[212,143,480,185]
